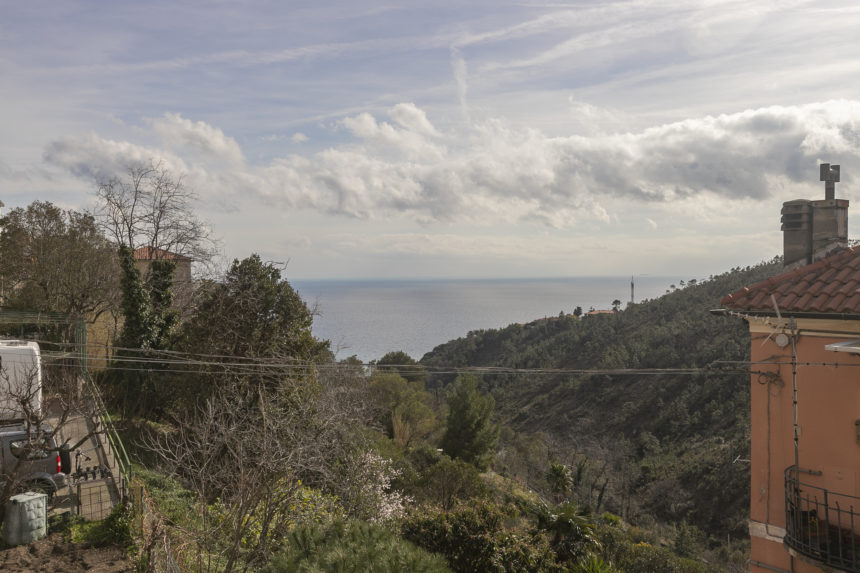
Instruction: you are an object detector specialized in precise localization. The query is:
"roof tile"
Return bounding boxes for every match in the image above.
[133,246,192,261]
[721,246,860,314]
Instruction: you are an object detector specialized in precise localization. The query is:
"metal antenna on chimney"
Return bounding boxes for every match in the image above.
[821,163,840,200]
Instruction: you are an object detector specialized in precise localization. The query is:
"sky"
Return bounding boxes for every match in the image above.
[3,1,860,280]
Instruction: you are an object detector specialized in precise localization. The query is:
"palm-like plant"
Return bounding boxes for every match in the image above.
[536,501,601,564]
[546,462,573,503]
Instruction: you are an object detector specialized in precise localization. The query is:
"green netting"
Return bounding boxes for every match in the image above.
[0,309,131,494]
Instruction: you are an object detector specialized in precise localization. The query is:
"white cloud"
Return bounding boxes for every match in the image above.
[291,132,309,143]
[389,103,440,137]
[44,100,860,230]
[149,113,244,164]
[451,47,469,122]
[42,134,188,182]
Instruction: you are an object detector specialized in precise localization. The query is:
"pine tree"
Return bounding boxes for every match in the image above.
[440,374,499,470]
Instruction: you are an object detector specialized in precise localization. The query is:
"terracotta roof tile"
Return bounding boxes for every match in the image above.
[133,246,192,261]
[818,267,838,282]
[721,246,860,314]
[819,280,842,296]
[835,266,855,282]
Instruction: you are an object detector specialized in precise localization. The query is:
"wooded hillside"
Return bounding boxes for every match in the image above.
[421,259,783,539]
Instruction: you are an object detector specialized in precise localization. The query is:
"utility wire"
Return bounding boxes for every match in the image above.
[23,338,860,379]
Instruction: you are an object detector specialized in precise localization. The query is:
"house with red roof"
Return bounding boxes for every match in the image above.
[133,246,192,285]
[721,164,860,573]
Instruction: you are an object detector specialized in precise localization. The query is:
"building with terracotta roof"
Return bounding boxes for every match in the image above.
[584,309,615,317]
[133,246,192,285]
[721,164,860,573]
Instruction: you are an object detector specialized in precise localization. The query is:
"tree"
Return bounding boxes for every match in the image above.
[0,201,120,320]
[146,366,371,572]
[111,245,179,416]
[92,160,217,262]
[369,373,435,447]
[170,254,330,409]
[115,245,178,352]
[611,299,622,313]
[376,350,426,385]
[179,254,329,361]
[573,306,583,319]
[440,374,499,470]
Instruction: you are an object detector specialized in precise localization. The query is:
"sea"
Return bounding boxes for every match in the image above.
[292,276,673,363]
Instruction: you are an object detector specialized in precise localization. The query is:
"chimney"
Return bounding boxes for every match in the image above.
[781,163,849,270]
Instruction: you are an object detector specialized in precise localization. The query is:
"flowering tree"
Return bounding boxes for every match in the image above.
[340,451,411,523]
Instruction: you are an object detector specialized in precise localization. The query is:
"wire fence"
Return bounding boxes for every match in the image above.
[128,481,184,573]
[50,478,116,521]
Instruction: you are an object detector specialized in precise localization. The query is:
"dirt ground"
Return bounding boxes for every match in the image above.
[0,532,134,572]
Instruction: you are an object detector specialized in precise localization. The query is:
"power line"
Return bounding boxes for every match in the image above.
[24,338,860,379]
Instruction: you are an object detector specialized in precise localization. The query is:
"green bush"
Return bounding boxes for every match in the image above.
[408,443,445,472]
[573,555,618,573]
[594,519,720,573]
[607,541,718,573]
[536,501,600,564]
[262,520,450,572]
[401,503,562,572]
[416,457,488,510]
[69,503,133,548]
[208,480,345,553]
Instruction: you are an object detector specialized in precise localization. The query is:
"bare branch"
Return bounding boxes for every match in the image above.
[93,160,219,264]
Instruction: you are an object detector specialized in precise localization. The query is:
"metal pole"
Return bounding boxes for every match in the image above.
[790,320,800,472]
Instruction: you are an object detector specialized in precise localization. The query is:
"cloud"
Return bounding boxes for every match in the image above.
[451,47,469,121]
[389,103,440,137]
[149,113,244,164]
[43,134,188,182]
[291,133,309,143]
[44,100,860,227]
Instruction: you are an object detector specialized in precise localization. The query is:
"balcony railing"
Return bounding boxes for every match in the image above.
[785,465,860,572]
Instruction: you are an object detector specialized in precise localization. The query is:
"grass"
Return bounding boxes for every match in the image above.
[63,503,133,548]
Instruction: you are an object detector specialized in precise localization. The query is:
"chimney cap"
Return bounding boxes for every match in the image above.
[821,163,841,200]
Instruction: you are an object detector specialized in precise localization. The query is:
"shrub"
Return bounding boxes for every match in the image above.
[608,541,718,573]
[208,481,345,554]
[401,503,562,572]
[339,451,411,522]
[536,501,601,563]
[417,457,488,510]
[69,503,133,548]
[262,520,450,573]
[573,555,619,573]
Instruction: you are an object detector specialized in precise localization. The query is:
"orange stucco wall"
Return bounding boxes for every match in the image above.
[751,536,791,571]
[748,319,860,571]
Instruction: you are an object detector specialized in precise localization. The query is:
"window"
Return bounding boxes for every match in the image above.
[9,438,50,460]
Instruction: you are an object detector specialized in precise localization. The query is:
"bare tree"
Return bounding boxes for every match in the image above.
[144,365,371,572]
[93,160,218,263]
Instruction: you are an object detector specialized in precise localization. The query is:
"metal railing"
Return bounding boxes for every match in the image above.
[0,310,133,504]
[82,369,132,499]
[784,465,860,572]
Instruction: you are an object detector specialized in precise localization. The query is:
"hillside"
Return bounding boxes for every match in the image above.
[421,258,783,539]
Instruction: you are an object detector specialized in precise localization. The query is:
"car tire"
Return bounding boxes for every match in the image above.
[20,481,54,503]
